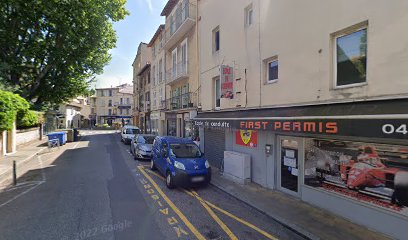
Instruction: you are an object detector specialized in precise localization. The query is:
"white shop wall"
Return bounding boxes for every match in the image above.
[225,129,276,189]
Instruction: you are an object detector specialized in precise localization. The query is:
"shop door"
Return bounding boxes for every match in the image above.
[277,136,303,196]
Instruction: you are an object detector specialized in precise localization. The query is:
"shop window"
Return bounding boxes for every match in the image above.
[304,138,408,217]
[334,26,367,88]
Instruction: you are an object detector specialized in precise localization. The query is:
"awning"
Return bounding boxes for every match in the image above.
[193,98,408,140]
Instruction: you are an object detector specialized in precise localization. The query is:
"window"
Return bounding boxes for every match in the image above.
[109,89,112,96]
[159,59,163,82]
[120,109,123,115]
[126,109,130,115]
[245,4,253,26]
[108,99,112,107]
[126,98,130,104]
[265,57,279,83]
[334,27,367,87]
[108,109,112,115]
[214,77,221,109]
[181,39,188,74]
[120,98,123,104]
[99,90,104,97]
[213,26,220,52]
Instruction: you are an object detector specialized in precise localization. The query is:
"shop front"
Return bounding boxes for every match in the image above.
[194,99,408,239]
[166,113,177,136]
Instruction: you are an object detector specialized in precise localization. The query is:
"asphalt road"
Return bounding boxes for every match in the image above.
[0,130,304,240]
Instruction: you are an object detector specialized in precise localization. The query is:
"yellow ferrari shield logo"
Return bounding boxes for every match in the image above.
[240,130,252,145]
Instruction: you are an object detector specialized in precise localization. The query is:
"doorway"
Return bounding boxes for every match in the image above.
[277,136,303,196]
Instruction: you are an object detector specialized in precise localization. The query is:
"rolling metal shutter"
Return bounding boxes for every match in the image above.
[204,128,225,169]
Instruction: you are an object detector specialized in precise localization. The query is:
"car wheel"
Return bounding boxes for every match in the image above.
[166,172,175,189]
[150,159,156,170]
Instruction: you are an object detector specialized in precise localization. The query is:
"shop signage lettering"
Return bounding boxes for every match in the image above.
[194,118,408,140]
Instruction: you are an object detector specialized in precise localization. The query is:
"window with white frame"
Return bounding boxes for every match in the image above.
[334,27,367,87]
[212,26,220,53]
[214,77,221,109]
[152,65,156,86]
[245,4,253,27]
[264,57,279,84]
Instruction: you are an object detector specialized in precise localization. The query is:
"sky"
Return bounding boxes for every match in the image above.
[94,0,167,88]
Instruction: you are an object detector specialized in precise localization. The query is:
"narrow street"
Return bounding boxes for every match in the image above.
[0,130,304,240]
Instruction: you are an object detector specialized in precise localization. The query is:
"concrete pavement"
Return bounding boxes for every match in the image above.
[210,169,391,240]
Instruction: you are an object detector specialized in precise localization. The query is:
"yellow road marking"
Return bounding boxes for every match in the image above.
[137,166,206,240]
[144,168,278,240]
[191,190,238,240]
[205,201,278,240]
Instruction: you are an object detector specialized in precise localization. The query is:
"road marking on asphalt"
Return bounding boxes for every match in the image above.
[191,190,238,240]
[145,168,279,240]
[0,181,44,208]
[138,166,206,240]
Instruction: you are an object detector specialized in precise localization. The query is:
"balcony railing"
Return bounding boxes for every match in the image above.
[167,61,188,84]
[164,1,196,49]
[161,92,197,111]
[114,102,132,108]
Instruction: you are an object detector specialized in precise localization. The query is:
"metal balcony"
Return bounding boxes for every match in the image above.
[161,92,197,111]
[166,61,188,85]
[163,2,196,50]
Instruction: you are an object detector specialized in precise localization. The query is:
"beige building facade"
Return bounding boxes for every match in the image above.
[161,0,200,138]
[148,25,167,135]
[195,1,408,239]
[94,84,134,126]
[132,43,151,128]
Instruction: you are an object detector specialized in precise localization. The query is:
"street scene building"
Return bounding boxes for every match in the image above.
[160,0,200,138]
[148,25,167,135]
[2,0,408,239]
[194,1,408,239]
[94,84,134,126]
[132,43,152,131]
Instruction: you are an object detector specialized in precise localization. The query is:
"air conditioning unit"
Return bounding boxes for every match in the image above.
[223,151,251,184]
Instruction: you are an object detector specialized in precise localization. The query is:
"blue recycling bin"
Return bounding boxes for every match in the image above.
[47,132,67,145]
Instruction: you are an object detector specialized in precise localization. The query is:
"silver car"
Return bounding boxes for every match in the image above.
[130,134,155,160]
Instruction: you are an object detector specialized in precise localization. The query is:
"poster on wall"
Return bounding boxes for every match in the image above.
[304,138,408,216]
[235,130,258,148]
[220,65,234,99]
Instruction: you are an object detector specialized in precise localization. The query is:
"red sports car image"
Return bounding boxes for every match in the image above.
[305,141,408,209]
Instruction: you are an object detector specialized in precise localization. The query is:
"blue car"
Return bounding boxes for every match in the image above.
[150,136,211,189]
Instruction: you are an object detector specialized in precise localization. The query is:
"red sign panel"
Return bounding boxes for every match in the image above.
[221,65,234,99]
[235,130,258,148]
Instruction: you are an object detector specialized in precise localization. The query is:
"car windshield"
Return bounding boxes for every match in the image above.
[169,143,202,158]
[139,136,155,144]
[126,128,140,134]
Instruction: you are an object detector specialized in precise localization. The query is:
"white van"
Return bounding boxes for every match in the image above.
[121,125,141,144]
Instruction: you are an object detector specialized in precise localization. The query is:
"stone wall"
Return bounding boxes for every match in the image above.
[16,127,40,146]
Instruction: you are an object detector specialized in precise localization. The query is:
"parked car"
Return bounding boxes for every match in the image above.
[131,134,155,160]
[120,125,141,144]
[150,136,211,189]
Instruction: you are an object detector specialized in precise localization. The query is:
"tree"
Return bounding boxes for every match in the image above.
[0,0,128,109]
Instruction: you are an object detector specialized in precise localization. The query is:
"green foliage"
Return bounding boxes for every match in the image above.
[0,90,29,131]
[17,110,43,129]
[0,0,129,109]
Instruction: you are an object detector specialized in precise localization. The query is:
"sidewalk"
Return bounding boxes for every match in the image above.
[0,139,48,186]
[210,169,391,240]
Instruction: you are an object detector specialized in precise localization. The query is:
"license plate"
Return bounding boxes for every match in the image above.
[191,176,205,182]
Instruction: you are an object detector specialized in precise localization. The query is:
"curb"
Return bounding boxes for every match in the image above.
[209,180,319,240]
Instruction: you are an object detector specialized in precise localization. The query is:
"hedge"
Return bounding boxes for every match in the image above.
[0,90,30,131]
[17,110,43,129]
